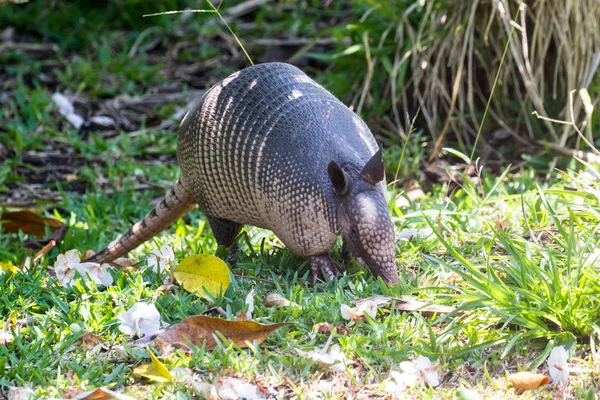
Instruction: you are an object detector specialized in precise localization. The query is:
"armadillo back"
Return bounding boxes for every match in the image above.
[177,63,379,256]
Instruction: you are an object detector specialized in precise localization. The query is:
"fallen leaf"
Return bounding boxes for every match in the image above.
[65,173,79,182]
[313,322,351,335]
[173,254,231,298]
[133,347,173,383]
[235,310,249,321]
[112,257,136,268]
[82,250,96,260]
[393,298,458,316]
[7,387,34,400]
[441,271,463,285]
[22,226,68,249]
[508,371,549,392]
[0,261,19,275]
[263,293,291,308]
[354,295,393,308]
[72,387,137,400]
[1,210,66,237]
[0,330,14,345]
[79,331,105,350]
[154,315,288,350]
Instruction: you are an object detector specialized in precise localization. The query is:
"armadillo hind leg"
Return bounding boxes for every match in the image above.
[206,216,243,265]
[341,238,353,262]
[206,216,243,247]
[341,238,363,264]
[311,255,339,284]
[85,178,196,264]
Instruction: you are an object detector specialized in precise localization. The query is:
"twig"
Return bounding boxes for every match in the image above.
[538,141,600,164]
[32,240,56,264]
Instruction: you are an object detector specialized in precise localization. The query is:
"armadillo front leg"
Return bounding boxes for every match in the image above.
[206,216,243,265]
[311,255,339,284]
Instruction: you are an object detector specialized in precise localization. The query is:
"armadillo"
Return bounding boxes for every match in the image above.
[85,62,399,284]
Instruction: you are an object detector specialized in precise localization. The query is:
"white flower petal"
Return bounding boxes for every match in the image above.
[548,346,569,386]
[340,304,354,320]
[233,382,263,400]
[423,369,440,387]
[97,265,114,286]
[360,301,378,319]
[245,289,256,320]
[64,249,81,265]
[412,355,432,371]
[390,370,418,391]
[160,244,175,262]
[399,361,417,374]
[118,302,161,336]
[147,255,161,273]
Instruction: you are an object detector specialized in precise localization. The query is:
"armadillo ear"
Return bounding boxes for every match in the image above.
[360,146,384,185]
[328,161,351,195]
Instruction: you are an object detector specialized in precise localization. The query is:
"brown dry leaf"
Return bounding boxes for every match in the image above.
[352,295,458,317]
[493,214,512,231]
[235,310,249,321]
[441,271,464,285]
[111,257,136,268]
[154,315,288,350]
[394,298,458,317]
[354,295,393,308]
[313,322,351,335]
[71,387,137,400]
[79,331,105,350]
[82,250,96,260]
[508,371,549,392]
[65,173,78,182]
[1,210,66,237]
[23,226,67,249]
[263,293,291,308]
[0,330,14,345]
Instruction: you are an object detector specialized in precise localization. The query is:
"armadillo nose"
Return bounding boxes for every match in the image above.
[383,273,400,285]
[381,262,400,284]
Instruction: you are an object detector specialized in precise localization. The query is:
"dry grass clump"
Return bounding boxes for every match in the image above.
[349,0,600,158]
[413,0,600,157]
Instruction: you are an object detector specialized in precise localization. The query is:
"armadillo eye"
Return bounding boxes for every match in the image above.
[351,227,359,236]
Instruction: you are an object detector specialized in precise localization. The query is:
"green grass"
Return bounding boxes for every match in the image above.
[1,0,600,398]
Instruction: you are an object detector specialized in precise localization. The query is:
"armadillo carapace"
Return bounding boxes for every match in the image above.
[86,62,399,284]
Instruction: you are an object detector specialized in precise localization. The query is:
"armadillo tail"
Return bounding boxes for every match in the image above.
[85,178,196,264]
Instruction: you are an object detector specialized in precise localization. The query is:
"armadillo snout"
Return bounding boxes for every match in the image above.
[349,191,399,284]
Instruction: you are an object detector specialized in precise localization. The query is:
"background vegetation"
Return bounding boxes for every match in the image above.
[1,0,599,398]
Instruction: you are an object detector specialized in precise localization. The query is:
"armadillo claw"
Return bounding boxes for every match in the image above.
[311,255,339,284]
[227,243,240,267]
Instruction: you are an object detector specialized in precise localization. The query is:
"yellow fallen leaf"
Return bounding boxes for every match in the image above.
[133,347,172,383]
[173,254,231,298]
[154,315,288,350]
[508,371,549,391]
[0,261,19,275]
